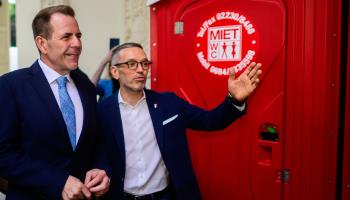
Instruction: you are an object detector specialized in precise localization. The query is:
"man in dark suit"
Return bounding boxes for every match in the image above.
[0,5,109,200]
[97,42,262,200]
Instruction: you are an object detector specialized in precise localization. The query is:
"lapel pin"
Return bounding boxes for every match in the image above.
[154,104,157,109]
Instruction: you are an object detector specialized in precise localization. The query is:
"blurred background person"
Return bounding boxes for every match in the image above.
[91,45,120,101]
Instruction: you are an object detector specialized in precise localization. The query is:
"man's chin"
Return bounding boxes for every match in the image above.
[69,64,79,70]
[130,86,145,93]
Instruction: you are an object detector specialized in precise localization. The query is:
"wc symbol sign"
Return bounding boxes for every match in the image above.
[208,25,242,62]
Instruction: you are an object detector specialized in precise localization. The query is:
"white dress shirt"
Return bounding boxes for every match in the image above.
[118,90,168,195]
[38,59,84,144]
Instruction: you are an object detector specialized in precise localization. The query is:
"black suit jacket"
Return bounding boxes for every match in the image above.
[97,90,246,200]
[0,61,102,200]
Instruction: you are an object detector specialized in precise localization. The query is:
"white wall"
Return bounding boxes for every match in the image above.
[16,0,149,77]
[16,0,41,68]
[70,0,124,76]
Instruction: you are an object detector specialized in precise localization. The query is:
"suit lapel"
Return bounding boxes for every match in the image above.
[145,90,164,149]
[29,61,72,150]
[112,93,126,163]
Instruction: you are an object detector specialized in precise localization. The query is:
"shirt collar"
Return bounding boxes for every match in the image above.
[118,89,146,107]
[38,59,72,84]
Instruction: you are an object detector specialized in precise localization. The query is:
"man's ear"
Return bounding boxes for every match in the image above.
[35,36,48,54]
[110,66,120,80]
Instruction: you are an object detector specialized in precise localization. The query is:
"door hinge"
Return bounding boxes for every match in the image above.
[174,21,184,35]
[277,169,290,183]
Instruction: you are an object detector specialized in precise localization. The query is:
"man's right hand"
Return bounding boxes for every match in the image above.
[62,175,92,200]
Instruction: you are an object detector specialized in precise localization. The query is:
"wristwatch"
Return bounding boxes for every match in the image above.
[228,92,245,107]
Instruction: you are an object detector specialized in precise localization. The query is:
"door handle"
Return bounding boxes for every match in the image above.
[257,123,279,166]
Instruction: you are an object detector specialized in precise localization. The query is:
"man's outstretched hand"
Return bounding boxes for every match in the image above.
[228,62,262,103]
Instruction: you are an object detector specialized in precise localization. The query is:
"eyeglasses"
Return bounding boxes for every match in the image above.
[114,60,152,70]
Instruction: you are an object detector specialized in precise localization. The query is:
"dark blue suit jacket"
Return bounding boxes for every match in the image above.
[97,89,246,200]
[0,61,102,200]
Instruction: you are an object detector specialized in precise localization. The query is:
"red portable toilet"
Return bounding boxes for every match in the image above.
[149,0,348,199]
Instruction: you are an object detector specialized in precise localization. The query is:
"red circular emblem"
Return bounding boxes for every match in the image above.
[195,11,259,76]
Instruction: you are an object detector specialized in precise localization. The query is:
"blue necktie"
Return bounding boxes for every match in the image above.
[57,76,76,150]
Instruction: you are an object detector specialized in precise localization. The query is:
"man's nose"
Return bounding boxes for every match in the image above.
[135,63,144,72]
[71,36,82,47]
